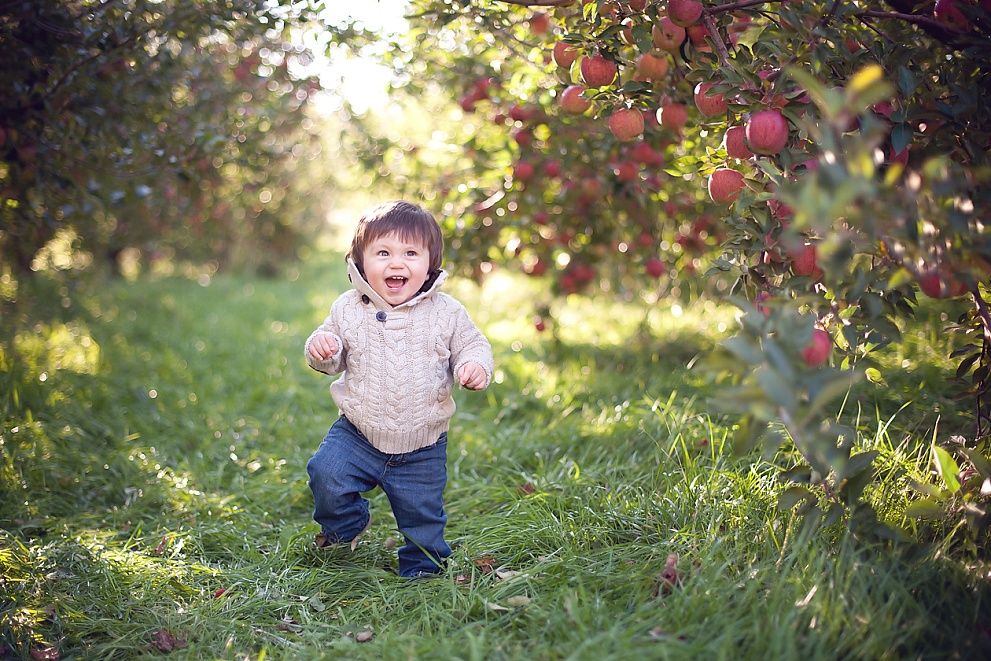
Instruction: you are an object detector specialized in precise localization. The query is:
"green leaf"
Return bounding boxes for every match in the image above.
[632,22,653,53]
[803,370,861,424]
[890,123,913,155]
[779,465,813,484]
[904,498,946,520]
[822,502,844,527]
[778,486,816,511]
[756,366,797,411]
[864,367,886,386]
[732,414,765,456]
[960,447,991,479]
[897,65,918,98]
[908,478,943,499]
[840,450,878,482]
[720,335,764,366]
[932,445,961,494]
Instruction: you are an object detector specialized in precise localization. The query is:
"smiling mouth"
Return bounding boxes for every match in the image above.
[385,276,408,291]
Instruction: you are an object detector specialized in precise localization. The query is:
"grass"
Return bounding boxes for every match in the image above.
[1,257,990,660]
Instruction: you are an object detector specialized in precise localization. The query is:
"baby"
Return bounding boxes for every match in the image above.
[303,200,494,577]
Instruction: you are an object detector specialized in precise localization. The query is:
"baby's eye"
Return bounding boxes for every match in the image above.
[377,250,389,257]
[406,250,418,257]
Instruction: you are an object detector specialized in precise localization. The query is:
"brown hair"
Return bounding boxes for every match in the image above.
[347,200,444,275]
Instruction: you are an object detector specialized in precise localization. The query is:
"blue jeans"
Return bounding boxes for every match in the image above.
[306,416,452,577]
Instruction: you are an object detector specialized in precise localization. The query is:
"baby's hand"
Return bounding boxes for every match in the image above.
[308,333,339,361]
[457,362,488,390]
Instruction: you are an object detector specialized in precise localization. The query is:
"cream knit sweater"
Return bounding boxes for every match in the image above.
[304,260,494,454]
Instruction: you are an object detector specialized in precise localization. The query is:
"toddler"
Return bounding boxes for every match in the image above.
[304,200,493,577]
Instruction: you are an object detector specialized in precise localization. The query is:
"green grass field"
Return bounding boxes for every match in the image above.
[2,257,989,660]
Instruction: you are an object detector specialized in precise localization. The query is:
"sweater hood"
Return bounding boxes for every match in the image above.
[347,258,448,310]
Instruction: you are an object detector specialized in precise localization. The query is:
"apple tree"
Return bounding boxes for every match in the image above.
[0,0,343,277]
[346,0,991,542]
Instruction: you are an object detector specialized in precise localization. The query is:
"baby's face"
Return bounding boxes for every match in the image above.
[361,233,431,305]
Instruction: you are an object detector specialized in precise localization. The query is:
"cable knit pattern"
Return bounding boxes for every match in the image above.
[305,260,494,454]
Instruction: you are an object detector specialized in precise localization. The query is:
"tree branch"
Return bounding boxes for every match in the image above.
[493,0,581,7]
[708,0,783,14]
[702,11,731,67]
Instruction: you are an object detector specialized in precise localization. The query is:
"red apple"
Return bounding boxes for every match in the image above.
[656,103,688,131]
[800,328,832,367]
[514,161,535,182]
[755,291,773,316]
[635,52,669,81]
[789,242,823,279]
[919,269,969,298]
[510,104,532,123]
[544,160,561,177]
[630,140,663,166]
[529,12,550,34]
[645,257,667,277]
[694,82,728,118]
[533,316,547,332]
[686,23,711,50]
[613,160,640,182]
[668,0,703,26]
[934,0,968,30]
[746,110,790,155]
[609,107,645,142]
[512,127,533,147]
[580,55,618,88]
[707,168,744,204]
[723,125,753,159]
[552,41,580,69]
[560,85,592,114]
[626,0,648,10]
[652,18,686,52]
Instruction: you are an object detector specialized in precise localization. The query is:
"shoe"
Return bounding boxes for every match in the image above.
[312,516,371,551]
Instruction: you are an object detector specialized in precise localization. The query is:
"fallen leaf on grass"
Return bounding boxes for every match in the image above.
[148,630,186,652]
[211,587,227,599]
[355,630,374,643]
[517,482,536,495]
[505,595,531,608]
[307,593,326,612]
[654,553,683,597]
[152,536,171,556]
[474,555,496,574]
[30,647,59,660]
[277,617,302,634]
[483,599,510,612]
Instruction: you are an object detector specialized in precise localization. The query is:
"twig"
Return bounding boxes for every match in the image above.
[702,11,731,67]
[493,0,580,6]
[708,0,782,14]
[860,9,965,33]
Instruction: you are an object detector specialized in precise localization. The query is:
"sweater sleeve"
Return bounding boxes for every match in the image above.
[449,302,495,388]
[304,297,347,375]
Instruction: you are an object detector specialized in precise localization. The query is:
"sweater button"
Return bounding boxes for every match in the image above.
[375,311,387,322]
